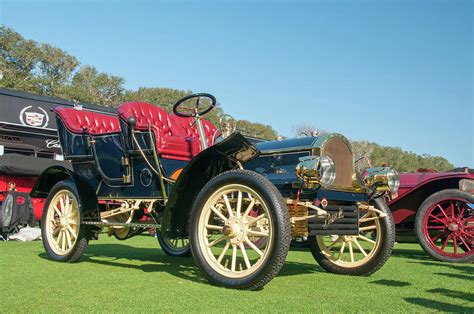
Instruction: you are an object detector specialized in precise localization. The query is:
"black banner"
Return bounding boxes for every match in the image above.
[0,91,57,130]
[0,88,115,154]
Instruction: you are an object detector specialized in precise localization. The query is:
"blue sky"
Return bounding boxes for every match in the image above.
[1,0,472,167]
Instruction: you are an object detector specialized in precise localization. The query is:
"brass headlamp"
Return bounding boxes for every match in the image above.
[360,167,400,192]
[295,156,336,188]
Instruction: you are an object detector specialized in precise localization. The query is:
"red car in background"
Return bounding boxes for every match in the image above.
[0,88,115,224]
[0,154,72,221]
[388,168,474,263]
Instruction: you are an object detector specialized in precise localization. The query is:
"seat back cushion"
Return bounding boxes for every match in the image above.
[54,106,120,135]
[117,102,174,135]
[117,102,220,160]
[169,115,220,152]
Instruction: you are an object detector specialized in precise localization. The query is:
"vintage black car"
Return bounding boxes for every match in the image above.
[246,135,398,275]
[32,93,398,290]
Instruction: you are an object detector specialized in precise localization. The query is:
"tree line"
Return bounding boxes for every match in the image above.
[0,26,277,138]
[351,140,453,172]
[0,26,454,171]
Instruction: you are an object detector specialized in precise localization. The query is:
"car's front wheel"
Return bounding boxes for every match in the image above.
[190,170,291,290]
[415,189,474,263]
[41,180,88,262]
[308,198,395,275]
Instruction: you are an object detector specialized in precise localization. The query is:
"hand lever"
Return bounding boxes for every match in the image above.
[127,116,137,131]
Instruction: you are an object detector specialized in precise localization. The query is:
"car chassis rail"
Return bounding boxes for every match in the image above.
[82,221,160,229]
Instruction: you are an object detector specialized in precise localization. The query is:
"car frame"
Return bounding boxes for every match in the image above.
[32,93,398,289]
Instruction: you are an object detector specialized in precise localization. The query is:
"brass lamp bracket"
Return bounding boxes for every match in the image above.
[358,203,387,218]
[286,199,328,216]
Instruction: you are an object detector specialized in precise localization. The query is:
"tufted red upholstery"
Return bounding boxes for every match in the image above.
[54,106,120,135]
[169,114,220,155]
[117,102,219,160]
[117,102,172,134]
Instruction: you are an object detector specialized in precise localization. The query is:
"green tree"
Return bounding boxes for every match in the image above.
[65,65,124,106]
[35,43,78,96]
[235,120,278,140]
[351,141,453,172]
[123,87,191,110]
[0,26,125,106]
[0,26,41,92]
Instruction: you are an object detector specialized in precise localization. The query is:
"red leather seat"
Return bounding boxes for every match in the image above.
[169,115,220,157]
[117,102,219,161]
[54,106,120,135]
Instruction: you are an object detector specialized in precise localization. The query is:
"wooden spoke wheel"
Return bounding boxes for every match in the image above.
[41,180,88,262]
[309,198,395,275]
[415,189,474,263]
[190,170,290,290]
[157,231,191,257]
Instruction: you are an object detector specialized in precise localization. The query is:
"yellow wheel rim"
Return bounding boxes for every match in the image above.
[197,184,273,278]
[45,190,80,256]
[316,206,383,268]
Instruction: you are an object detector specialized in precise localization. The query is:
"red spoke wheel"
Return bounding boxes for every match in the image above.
[415,189,474,263]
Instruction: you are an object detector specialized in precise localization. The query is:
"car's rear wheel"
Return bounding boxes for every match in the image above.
[41,180,88,262]
[308,198,395,275]
[415,189,474,263]
[190,170,291,290]
[157,230,191,257]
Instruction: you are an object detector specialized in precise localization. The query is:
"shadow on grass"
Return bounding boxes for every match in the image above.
[278,260,325,277]
[408,260,474,274]
[434,272,474,281]
[427,288,474,303]
[405,298,473,312]
[391,247,428,261]
[38,244,205,285]
[39,242,326,285]
[369,279,411,287]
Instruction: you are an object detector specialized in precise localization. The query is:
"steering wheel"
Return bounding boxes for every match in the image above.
[173,93,216,117]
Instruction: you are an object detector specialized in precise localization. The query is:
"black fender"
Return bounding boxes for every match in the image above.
[162,133,259,237]
[30,165,100,221]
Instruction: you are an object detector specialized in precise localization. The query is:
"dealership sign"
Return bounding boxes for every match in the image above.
[0,92,58,130]
[0,88,114,155]
[19,105,50,128]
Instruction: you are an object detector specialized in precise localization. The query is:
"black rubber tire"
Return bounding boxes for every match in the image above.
[157,231,191,257]
[308,198,395,276]
[290,237,308,248]
[41,180,88,263]
[189,169,291,290]
[415,189,474,263]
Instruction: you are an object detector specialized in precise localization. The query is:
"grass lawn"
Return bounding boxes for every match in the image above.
[0,235,472,313]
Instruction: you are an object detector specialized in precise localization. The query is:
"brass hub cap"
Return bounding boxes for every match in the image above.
[222,225,233,236]
[197,184,273,278]
[225,217,247,244]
